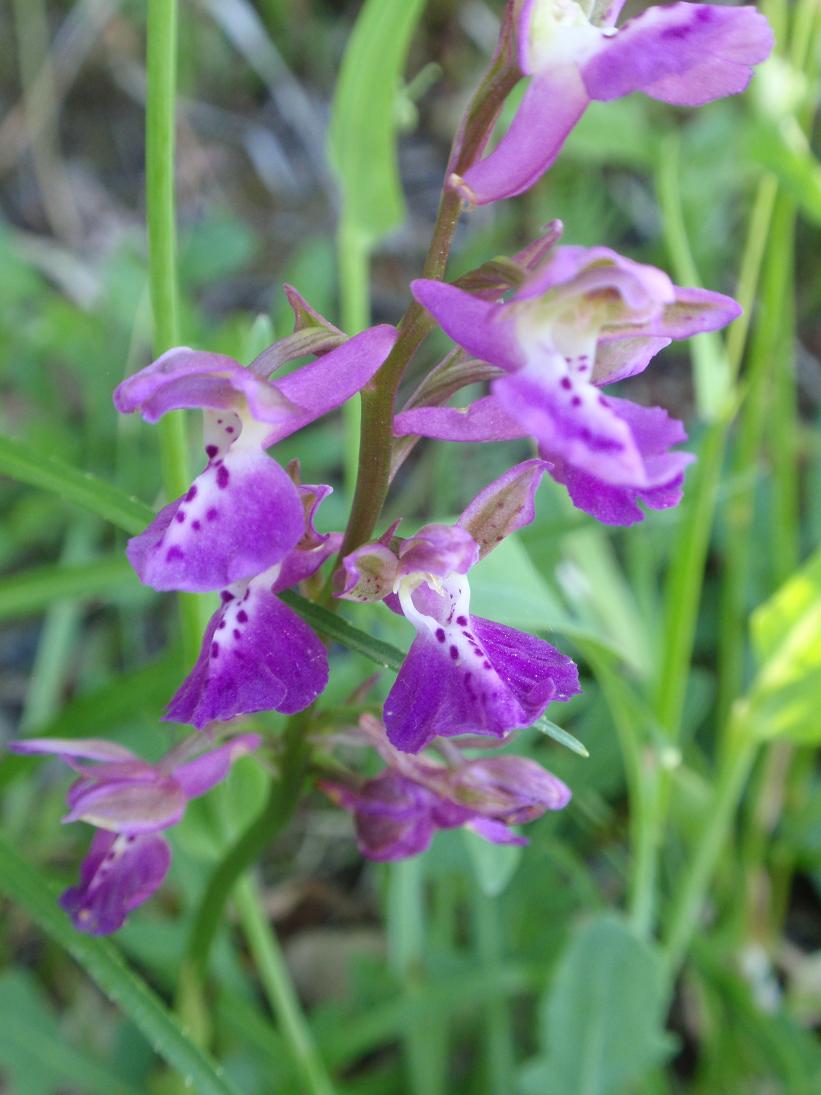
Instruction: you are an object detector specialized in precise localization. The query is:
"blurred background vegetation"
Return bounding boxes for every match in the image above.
[0,1,819,1092]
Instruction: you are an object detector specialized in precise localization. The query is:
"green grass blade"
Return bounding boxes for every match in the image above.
[0,434,153,534]
[0,835,242,1095]
[0,557,140,620]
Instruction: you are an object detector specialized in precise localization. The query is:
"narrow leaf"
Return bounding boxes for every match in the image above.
[533,718,589,758]
[0,557,141,620]
[0,435,152,535]
[0,836,242,1095]
[328,0,427,242]
[280,590,404,671]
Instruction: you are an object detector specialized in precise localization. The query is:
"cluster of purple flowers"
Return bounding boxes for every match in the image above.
[11,1,772,932]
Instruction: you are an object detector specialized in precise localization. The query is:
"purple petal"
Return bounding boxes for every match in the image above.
[410,281,524,370]
[267,325,398,444]
[449,755,572,820]
[323,773,437,861]
[7,738,137,764]
[543,397,693,524]
[399,524,479,579]
[384,614,578,754]
[114,347,300,427]
[170,733,262,799]
[458,67,589,204]
[591,335,672,385]
[126,450,304,592]
[61,831,171,935]
[652,286,742,339]
[516,245,674,310]
[165,585,327,728]
[63,776,186,833]
[394,396,526,444]
[492,366,648,488]
[466,817,527,846]
[458,460,549,560]
[582,3,773,106]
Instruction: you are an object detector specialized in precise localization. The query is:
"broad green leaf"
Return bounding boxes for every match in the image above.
[328,0,427,242]
[519,915,674,1095]
[0,836,242,1095]
[745,548,821,742]
[463,829,523,897]
[0,434,152,535]
[0,970,139,1095]
[0,557,142,620]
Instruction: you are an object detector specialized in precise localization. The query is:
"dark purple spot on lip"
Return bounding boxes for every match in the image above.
[483,661,492,670]
[206,507,219,521]
[435,627,446,643]
[206,444,218,459]
[581,427,592,441]
[233,628,241,640]
[186,485,198,501]
[561,377,572,390]
[661,23,691,39]
[456,615,468,626]
[166,545,184,562]
[175,511,185,523]
[237,610,248,623]
[192,520,201,531]
[216,465,230,489]
[217,620,226,629]
[449,645,459,660]
[598,395,608,407]
[211,643,219,659]
[572,396,582,407]
[226,426,235,434]
[220,590,234,603]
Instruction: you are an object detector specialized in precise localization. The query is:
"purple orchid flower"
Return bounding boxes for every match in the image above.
[321,717,571,859]
[338,462,580,753]
[115,324,396,592]
[397,246,741,524]
[8,734,260,934]
[457,1,773,204]
[166,469,340,728]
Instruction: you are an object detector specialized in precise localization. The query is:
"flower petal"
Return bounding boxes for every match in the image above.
[465,817,527,845]
[582,2,773,106]
[7,737,138,763]
[165,585,327,728]
[126,450,304,592]
[62,777,186,833]
[410,281,524,370]
[171,733,262,799]
[267,325,398,444]
[458,67,589,204]
[544,397,694,524]
[394,395,527,444]
[61,831,171,935]
[458,459,549,560]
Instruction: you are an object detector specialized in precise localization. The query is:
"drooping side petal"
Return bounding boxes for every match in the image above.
[170,733,261,799]
[62,776,186,832]
[126,450,304,592]
[394,396,527,444]
[336,542,400,603]
[399,525,479,579]
[8,738,138,764]
[465,817,528,845]
[591,335,672,385]
[267,325,399,444]
[582,3,773,106]
[543,397,694,524]
[458,459,549,559]
[60,831,171,935]
[410,281,524,371]
[322,774,438,861]
[458,67,589,205]
[165,585,327,728]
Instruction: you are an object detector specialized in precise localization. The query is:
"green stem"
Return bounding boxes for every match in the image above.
[337,221,371,496]
[662,723,756,979]
[473,890,514,1094]
[185,717,311,971]
[235,876,336,1095]
[146,0,202,659]
[336,56,518,559]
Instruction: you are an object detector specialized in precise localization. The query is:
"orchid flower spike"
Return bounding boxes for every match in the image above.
[399,247,741,525]
[8,734,260,934]
[114,324,396,592]
[166,471,340,728]
[338,462,580,753]
[322,742,571,860]
[456,1,773,204]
